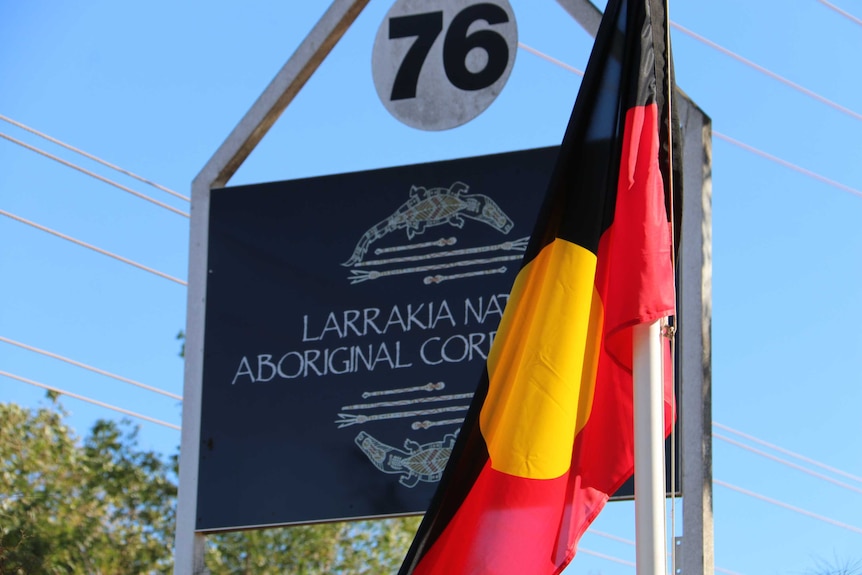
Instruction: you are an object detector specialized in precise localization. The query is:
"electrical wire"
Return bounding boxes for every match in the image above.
[588,529,636,546]
[669,21,862,122]
[578,547,637,568]
[817,0,862,26]
[0,114,189,202]
[714,479,862,535]
[0,335,182,401]
[714,422,862,485]
[0,131,189,217]
[713,132,862,199]
[713,433,862,495]
[578,547,746,575]
[0,208,187,286]
[0,369,180,431]
[588,527,747,575]
[524,20,862,124]
[516,41,862,200]
[518,42,584,76]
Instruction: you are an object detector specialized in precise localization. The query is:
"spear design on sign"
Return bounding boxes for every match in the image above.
[355,237,529,267]
[375,237,457,255]
[335,405,470,428]
[342,393,474,411]
[361,381,445,399]
[424,266,509,284]
[347,255,522,284]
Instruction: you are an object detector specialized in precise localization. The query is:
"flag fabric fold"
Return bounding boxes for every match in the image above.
[398,0,678,573]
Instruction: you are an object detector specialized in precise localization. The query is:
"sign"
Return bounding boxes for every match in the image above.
[372,0,518,130]
[197,147,555,530]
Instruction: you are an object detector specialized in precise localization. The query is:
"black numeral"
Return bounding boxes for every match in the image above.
[388,4,510,100]
[444,4,510,91]
[389,12,444,101]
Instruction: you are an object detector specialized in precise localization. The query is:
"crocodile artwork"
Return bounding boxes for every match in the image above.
[354,431,458,488]
[342,181,514,266]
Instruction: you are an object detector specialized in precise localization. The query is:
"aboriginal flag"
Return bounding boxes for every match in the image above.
[397,0,678,573]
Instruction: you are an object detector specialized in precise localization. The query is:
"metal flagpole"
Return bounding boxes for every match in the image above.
[634,4,674,572]
[633,320,668,575]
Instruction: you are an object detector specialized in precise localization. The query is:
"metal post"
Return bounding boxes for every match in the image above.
[173,2,370,573]
[555,0,602,36]
[677,95,714,575]
[634,320,669,575]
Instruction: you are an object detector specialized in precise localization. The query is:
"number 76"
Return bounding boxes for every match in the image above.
[388,4,511,101]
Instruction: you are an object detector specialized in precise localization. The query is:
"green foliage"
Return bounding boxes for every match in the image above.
[0,400,176,574]
[0,399,421,574]
[204,517,420,575]
[176,331,185,359]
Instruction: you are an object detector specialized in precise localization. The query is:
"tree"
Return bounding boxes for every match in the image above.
[0,398,420,574]
[805,556,862,575]
[0,400,176,574]
[204,517,420,574]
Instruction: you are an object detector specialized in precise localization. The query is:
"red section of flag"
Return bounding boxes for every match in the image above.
[569,101,676,541]
[398,0,677,572]
[409,462,570,575]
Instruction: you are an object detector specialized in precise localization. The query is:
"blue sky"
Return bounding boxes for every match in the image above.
[1,1,860,574]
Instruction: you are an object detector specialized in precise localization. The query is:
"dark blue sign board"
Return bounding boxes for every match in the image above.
[197,147,676,531]
[198,147,555,530]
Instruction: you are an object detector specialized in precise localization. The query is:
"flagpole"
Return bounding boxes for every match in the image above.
[634,319,667,575]
[634,0,675,572]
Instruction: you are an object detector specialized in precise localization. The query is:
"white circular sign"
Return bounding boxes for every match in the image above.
[372,0,518,131]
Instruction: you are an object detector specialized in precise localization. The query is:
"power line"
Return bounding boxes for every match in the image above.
[714,479,862,536]
[0,369,180,431]
[714,433,862,495]
[587,527,745,575]
[518,42,584,76]
[0,335,182,401]
[0,208,188,286]
[580,547,746,575]
[817,0,862,26]
[713,132,862,199]
[0,114,189,202]
[0,131,189,218]
[578,547,636,568]
[713,422,862,485]
[588,529,635,546]
[525,20,862,124]
[518,40,862,200]
[669,21,862,122]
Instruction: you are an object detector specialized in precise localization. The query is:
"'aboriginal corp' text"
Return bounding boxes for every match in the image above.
[229,294,509,385]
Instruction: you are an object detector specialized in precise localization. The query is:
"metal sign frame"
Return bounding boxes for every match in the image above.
[174,1,713,573]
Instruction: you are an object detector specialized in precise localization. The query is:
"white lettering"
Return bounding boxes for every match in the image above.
[432,300,456,329]
[256,354,277,382]
[231,356,254,385]
[277,352,303,379]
